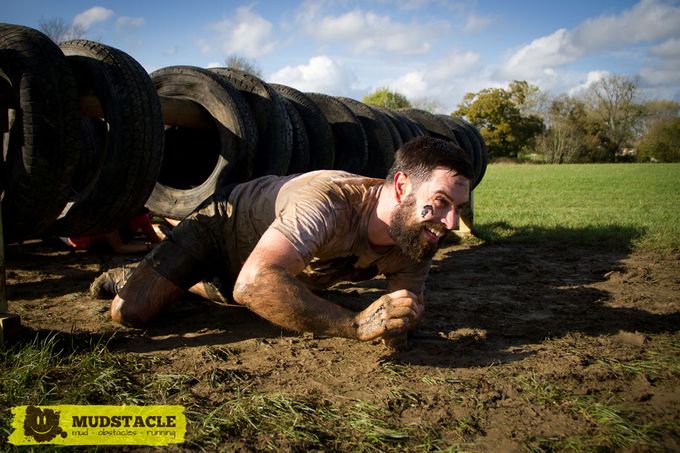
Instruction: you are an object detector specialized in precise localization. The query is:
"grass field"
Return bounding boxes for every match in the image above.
[1,163,679,451]
[473,163,680,252]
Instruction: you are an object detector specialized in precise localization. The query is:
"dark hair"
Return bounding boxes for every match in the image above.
[385,136,474,185]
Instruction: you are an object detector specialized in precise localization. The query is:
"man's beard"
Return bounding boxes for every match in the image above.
[388,195,442,262]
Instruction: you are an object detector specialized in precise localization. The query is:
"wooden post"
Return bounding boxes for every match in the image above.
[0,203,21,344]
[450,188,474,238]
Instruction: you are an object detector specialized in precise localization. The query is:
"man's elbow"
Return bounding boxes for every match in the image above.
[232,278,259,307]
[232,265,288,307]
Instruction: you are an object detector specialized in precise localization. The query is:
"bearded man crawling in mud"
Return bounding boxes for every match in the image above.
[92,137,472,344]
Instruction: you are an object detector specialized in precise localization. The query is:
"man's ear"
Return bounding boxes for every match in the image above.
[393,171,411,202]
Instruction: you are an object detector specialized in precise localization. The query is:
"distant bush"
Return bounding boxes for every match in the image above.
[637,118,680,162]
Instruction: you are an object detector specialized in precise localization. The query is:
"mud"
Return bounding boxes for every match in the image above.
[4,238,680,450]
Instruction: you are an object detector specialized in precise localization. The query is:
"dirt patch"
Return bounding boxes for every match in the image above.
[4,239,680,450]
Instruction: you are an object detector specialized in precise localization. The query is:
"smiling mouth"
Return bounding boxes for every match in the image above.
[423,225,445,241]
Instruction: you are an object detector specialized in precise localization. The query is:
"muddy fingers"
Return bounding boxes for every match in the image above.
[353,290,421,341]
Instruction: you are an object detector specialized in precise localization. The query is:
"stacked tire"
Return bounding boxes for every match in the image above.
[1,23,488,237]
[1,24,163,241]
[149,70,489,218]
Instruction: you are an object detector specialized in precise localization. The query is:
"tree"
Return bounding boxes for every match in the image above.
[535,95,587,163]
[411,97,442,113]
[583,74,641,161]
[39,17,85,43]
[224,54,262,78]
[637,117,680,162]
[363,87,411,110]
[454,81,544,159]
[638,99,679,137]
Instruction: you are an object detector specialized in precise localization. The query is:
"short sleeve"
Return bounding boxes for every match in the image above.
[270,195,338,265]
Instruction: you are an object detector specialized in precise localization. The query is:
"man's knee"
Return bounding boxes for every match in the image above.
[111,294,156,326]
[109,264,184,326]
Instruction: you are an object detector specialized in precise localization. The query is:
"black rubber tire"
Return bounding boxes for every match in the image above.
[370,106,403,149]
[400,113,428,139]
[51,39,165,236]
[280,96,310,174]
[306,93,368,174]
[458,117,488,188]
[0,23,82,241]
[384,108,424,143]
[70,117,106,194]
[336,97,395,178]
[370,106,405,150]
[437,114,479,186]
[399,108,459,144]
[270,84,334,170]
[147,66,257,219]
[446,115,485,189]
[210,68,292,176]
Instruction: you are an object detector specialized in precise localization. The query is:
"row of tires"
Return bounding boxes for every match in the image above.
[0,23,487,243]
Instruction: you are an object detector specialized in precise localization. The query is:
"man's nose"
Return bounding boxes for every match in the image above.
[442,207,458,230]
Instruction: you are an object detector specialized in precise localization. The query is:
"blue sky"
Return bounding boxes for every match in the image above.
[5,0,680,112]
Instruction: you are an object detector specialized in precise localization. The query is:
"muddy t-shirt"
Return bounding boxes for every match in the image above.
[223,170,430,294]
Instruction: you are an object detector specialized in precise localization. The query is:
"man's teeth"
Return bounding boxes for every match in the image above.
[426,226,444,237]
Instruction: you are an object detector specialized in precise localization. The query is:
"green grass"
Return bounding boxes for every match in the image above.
[0,332,196,448]
[2,163,679,451]
[517,372,661,452]
[474,163,680,251]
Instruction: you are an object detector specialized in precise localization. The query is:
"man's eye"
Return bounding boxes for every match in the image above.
[433,198,449,208]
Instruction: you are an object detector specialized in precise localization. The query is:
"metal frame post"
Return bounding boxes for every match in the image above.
[0,188,21,344]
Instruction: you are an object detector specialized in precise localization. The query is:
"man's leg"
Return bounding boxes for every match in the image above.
[105,184,237,325]
[110,260,185,326]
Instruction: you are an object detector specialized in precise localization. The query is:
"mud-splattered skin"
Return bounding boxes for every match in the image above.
[233,265,423,341]
[420,205,434,218]
[352,292,423,340]
[233,265,356,338]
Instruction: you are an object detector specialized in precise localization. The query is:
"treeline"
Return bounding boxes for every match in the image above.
[364,77,680,163]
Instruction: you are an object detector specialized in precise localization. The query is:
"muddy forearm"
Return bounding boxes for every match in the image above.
[233,265,358,339]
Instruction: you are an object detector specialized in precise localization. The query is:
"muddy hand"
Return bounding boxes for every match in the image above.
[353,289,423,341]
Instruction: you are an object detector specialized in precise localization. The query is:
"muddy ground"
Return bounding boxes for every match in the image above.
[4,238,680,451]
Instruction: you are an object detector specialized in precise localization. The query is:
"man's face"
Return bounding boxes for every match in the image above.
[388,168,470,261]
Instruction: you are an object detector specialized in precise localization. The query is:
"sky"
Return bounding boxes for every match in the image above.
[5,0,680,113]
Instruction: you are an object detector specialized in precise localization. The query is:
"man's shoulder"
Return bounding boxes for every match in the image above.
[282,170,384,194]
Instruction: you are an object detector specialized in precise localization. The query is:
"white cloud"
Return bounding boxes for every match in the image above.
[568,70,610,96]
[462,13,493,32]
[207,61,222,68]
[572,0,680,51]
[116,16,145,31]
[295,0,328,25]
[503,0,680,79]
[384,50,482,111]
[269,55,359,96]
[396,0,433,11]
[503,28,579,79]
[164,46,178,57]
[641,38,680,88]
[73,6,114,31]
[388,71,428,100]
[208,6,276,58]
[193,38,211,55]
[650,37,680,59]
[300,8,444,55]
[389,0,465,12]
[428,51,480,81]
